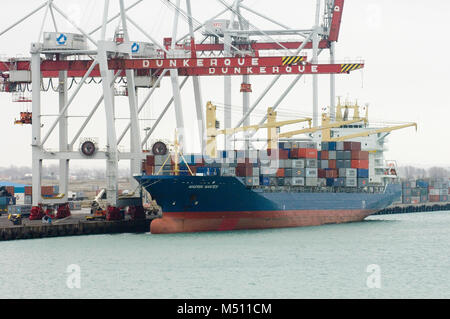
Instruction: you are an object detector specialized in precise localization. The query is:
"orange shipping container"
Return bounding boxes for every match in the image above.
[351,160,369,169]
[292,148,317,159]
[41,186,55,196]
[276,168,285,177]
[351,151,369,160]
[328,160,336,169]
[25,186,32,195]
[5,186,15,196]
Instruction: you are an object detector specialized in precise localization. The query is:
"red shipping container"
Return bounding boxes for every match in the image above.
[350,142,361,151]
[279,149,289,159]
[351,151,369,160]
[318,169,326,178]
[266,149,289,159]
[276,168,285,177]
[145,165,154,175]
[292,148,317,159]
[146,155,155,165]
[289,149,299,159]
[344,141,361,151]
[429,195,439,202]
[41,186,55,196]
[320,150,329,160]
[343,142,352,151]
[328,160,337,169]
[325,169,338,178]
[351,160,369,169]
[6,186,15,196]
[236,166,253,177]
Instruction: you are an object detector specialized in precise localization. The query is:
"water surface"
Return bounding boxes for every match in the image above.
[0,211,449,298]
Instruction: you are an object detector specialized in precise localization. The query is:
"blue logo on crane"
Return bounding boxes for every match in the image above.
[131,42,140,53]
[56,33,67,45]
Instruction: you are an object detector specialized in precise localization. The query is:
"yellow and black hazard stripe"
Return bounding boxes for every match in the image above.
[282,56,306,66]
[340,64,362,73]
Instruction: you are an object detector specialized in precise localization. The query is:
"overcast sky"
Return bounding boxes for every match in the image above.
[0,0,448,169]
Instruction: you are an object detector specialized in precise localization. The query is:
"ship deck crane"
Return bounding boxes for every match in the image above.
[319,100,417,142]
[324,123,417,142]
[206,101,312,157]
[277,116,367,139]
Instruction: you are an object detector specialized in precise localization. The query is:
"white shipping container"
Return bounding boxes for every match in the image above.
[305,168,318,178]
[306,159,318,168]
[260,167,277,175]
[429,189,440,196]
[291,177,305,186]
[305,177,318,186]
[245,177,259,186]
[345,178,357,187]
[292,159,305,168]
[221,167,236,176]
[279,160,292,168]
[346,168,357,178]
[16,193,25,205]
[317,178,327,187]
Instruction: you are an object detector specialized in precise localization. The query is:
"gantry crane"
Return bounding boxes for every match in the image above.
[0,0,361,219]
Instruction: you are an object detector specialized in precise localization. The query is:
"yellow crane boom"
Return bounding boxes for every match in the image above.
[325,122,417,142]
[279,117,367,138]
[206,101,312,157]
[217,117,312,135]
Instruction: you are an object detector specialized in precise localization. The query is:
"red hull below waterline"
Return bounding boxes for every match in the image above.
[149,210,378,234]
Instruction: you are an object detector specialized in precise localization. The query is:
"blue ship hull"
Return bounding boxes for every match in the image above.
[135,175,401,234]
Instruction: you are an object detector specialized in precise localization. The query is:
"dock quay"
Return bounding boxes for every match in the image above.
[0,210,158,241]
[375,202,450,215]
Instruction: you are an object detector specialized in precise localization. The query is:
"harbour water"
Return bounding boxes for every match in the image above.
[0,211,449,299]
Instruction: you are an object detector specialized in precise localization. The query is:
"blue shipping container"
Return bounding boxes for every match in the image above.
[260,176,270,186]
[357,169,369,178]
[328,142,337,151]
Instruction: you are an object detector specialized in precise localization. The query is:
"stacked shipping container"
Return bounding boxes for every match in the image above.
[318,141,369,188]
[401,179,449,204]
[142,141,372,189]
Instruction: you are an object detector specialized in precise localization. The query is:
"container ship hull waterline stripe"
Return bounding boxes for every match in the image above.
[136,175,402,234]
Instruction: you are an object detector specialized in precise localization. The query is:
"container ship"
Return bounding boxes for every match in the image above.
[136,102,414,234]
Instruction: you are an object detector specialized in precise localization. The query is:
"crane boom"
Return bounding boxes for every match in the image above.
[206,102,312,157]
[279,117,366,138]
[218,118,312,135]
[326,123,417,142]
